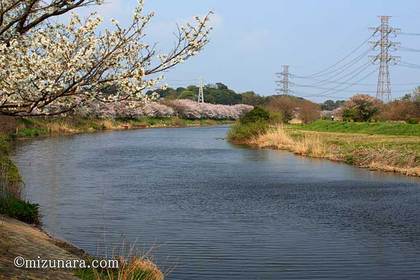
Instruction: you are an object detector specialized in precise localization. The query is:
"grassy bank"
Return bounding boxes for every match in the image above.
[0,135,40,224]
[15,116,233,138]
[1,115,232,225]
[295,120,420,136]
[2,115,232,279]
[228,116,420,177]
[1,215,164,280]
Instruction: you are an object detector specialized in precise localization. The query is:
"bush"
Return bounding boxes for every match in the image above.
[407,118,419,124]
[240,107,270,124]
[265,95,296,122]
[0,196,40,224]
[342,94,382,122]
[228,121,269,143]
[379,100,420,122]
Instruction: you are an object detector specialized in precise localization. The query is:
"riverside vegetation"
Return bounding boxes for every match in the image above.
[228,108,420,177]
[0,112,248,280]
[0,118,178,280]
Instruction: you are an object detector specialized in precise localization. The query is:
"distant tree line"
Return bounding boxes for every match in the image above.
[320,100,346,111]
[151,82,250,105]
[338,91,420,123]
[151,83,320,123]
[153,82,420,124]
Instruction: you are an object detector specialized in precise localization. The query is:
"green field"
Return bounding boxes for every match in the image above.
[293,120,420,136]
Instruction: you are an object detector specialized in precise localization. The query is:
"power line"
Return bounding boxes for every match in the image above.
[302,67,378,98]
[400,46,420,53]
[294,60,372,88]
[300,34,374,78]
[400,32,420,36]
[293,50,371,84]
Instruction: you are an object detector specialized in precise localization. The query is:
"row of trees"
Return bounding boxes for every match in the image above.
[340,92,420,123]
[78,99,253,120]
[153,83,245,105]
[154,84,321,123]
[0,0,213,116]
[153,83,274,106]
[155,80,420,124]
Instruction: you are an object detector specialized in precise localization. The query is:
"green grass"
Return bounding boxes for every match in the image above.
[0,134,41,224]
[294,120,420,136]
[228,121,269,143]
[228,107,279,144]
[0,196,40,224]
[0,135,21,193]
[13,116,233,139]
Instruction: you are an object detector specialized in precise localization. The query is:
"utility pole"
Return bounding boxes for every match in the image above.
[275,65,291,95]
[197,78,205,103]
[370,16,400,102]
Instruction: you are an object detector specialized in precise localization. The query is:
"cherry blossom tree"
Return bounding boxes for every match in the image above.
[0,0,213,116]
[77,99,253,120]
[0,0,103,42]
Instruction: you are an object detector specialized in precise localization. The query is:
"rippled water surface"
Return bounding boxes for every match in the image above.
[13,126,420,279]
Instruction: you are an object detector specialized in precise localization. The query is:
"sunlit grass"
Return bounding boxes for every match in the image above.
[251,125,420,177]
[293,120,420,136]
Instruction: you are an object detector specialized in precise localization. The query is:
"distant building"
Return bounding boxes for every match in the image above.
[289,118,303,124]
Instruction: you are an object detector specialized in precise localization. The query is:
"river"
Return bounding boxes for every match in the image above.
[13,126,420,279]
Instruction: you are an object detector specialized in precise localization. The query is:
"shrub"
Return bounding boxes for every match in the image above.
[379,100,420,122]
[265,95,297,122]
[0,196,40,225]
[299,101,321,124]
[240,107,270,124]
[407,118,419,124]
[342,94,382,122]
[228,121,269,143]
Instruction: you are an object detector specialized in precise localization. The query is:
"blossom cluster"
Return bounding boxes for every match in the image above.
[169,99,253,120]
[0,0,212,116]
[77,99,253,120]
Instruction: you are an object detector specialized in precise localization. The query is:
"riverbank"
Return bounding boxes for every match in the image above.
[2,116,229,279]
[0,215,163,280]
[0,214,84,280]
[227,112,420,177]
[14,116,233,138]
[238,124,420,177]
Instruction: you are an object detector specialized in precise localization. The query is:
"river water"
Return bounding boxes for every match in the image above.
[13,126,420,279]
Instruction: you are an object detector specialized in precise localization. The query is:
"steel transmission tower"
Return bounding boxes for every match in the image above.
[197,78,205,103]
[370,16,400,102]
[275,65,291,95]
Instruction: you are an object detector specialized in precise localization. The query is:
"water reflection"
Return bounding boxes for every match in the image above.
[13,126,420,280]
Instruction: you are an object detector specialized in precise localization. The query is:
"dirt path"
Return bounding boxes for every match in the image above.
[0,215,83,280]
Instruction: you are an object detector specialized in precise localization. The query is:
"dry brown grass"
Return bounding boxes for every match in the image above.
[250,125,420,177]
[100,120,119,130]
[253,125,294,148]
[252,125,328,158]
[91,256,164,280]
[45,121,79,134]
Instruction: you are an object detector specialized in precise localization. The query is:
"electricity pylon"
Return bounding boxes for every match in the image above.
[275,65,291,95]
[197,78,205,103]
[370,16,400,102]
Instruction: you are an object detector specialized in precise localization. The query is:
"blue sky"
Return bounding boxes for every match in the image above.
[82,0,420,102]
